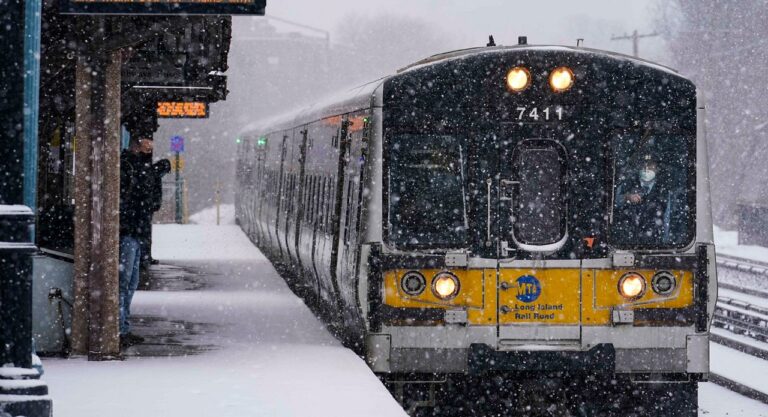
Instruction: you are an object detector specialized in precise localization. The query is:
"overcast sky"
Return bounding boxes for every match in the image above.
[244,0,669,63]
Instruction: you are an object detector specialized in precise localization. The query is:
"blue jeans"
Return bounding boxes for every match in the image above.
[119,236,141,336]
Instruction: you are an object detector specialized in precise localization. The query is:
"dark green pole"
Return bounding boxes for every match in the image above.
[175,151,182,223]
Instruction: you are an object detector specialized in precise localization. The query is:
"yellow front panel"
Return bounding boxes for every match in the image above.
[582,269,694,325]
[383,269,484,308]
[498,269,581,325]
[382,268,496,325]
[382,267,695,327]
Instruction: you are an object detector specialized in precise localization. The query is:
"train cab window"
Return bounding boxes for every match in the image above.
[610,132,694,249]
[387,134,468,248]
[512,141,567,247]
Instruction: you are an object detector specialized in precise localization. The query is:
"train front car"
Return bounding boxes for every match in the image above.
[366,46,716,415]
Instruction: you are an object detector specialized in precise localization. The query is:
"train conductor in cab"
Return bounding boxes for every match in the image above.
[614,154,675,243]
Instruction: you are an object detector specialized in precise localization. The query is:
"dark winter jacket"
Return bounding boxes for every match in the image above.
[614,177,673,243]
[120,151,164,238]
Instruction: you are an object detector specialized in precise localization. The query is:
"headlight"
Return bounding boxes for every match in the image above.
[549,66,574,92]
[618,272,646,300]
[506,67,531,92]
[401,271,426,296]
[432,272,460,300]
[652,271,677,295]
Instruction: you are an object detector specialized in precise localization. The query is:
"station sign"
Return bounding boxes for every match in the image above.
[157,101,209,119]
[60,0,265,15]
[170,136,185,153]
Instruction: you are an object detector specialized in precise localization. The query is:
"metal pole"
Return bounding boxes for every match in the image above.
[175,151,182,224]
[610,29,659,58]
[23,0,41,218]
[632,30,639,58]
[215,179,220,226]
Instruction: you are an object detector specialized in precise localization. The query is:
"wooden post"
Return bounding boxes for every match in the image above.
[71,25,122,359]
[71,54,93,356]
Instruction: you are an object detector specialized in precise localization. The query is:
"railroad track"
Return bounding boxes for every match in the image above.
[717,253,768,278]
[713,296,768,341]
[711,254,768,404]
[713,254,768,342]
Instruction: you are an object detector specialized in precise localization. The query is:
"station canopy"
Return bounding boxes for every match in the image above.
[60,0,265,15]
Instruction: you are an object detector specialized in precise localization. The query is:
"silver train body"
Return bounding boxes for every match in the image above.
[236,45,717,414]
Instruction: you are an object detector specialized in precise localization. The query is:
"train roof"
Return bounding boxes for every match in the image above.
[397,44,681,77]
[240,78,383,137]
[240,44,684,137]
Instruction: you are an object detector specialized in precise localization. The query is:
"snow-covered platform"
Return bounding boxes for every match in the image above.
[41,223,407,417]
[39,220,768,416]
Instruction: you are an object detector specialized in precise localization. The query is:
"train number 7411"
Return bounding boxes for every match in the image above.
[516,106,564,121]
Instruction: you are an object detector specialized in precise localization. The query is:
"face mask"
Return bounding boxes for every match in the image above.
[639,169,656,182]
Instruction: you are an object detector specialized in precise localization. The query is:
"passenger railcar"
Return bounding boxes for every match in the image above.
[236,43,717,416]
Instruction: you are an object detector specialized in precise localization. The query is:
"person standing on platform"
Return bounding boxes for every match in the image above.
[119,137,150,347]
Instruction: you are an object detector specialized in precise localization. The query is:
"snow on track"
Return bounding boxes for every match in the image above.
[699,382,768,416]
[711,342,768,397]
[42,224,407,417]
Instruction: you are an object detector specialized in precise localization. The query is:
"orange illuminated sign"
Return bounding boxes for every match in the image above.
[157,102,208,119]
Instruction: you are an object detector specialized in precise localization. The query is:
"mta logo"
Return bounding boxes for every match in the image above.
[515,275,541,303]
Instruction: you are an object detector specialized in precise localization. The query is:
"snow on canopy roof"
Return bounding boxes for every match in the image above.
[0,205,33,215]
[239,78,383,137]
[397,44,681,77]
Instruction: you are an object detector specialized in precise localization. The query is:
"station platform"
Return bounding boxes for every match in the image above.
[41,221,407,417]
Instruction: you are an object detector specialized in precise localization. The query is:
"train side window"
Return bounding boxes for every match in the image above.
[303,176,309,221]
[321,177,328,229]
[511,141,567,248]
[387,134,468,248]
[305,175,310,221]
[327,176,332,231]
[310,175,317,224]
[315,176,321,226]
[343,180,353,245]
[314,175,320,226]
[302,175,312,222]
[610,132,694,249]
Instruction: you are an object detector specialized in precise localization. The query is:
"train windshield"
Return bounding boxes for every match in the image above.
[512,141,567,246]
[610,132,694,249]
[387,134,469,248]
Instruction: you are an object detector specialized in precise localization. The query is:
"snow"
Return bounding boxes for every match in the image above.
[188,203,236,225]
[42,223,407,417]
[0,367,40,379]
[699,382,768,416]
[711,342,768,396]
[0,204,32,215]
[38,219,768,416]
[714,225,768,263]
[719,287,768,309]
[150,224,262,261]
[712,327,768,353]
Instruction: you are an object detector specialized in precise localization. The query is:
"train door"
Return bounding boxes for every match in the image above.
[275,133,289,260]
[326,118,349,314]
[333,114,368,311]
[286,127,307,268]
[493,138,580,345]
[253,143,267,243]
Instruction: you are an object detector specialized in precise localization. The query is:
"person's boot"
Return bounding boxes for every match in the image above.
[120,333,146,347]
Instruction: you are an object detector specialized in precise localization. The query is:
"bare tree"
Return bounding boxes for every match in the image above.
[656,0,768,228]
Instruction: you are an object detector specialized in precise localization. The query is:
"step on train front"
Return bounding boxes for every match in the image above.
[236,44,717,415]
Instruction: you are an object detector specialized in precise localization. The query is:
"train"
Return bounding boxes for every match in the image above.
[235,41,717,416]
